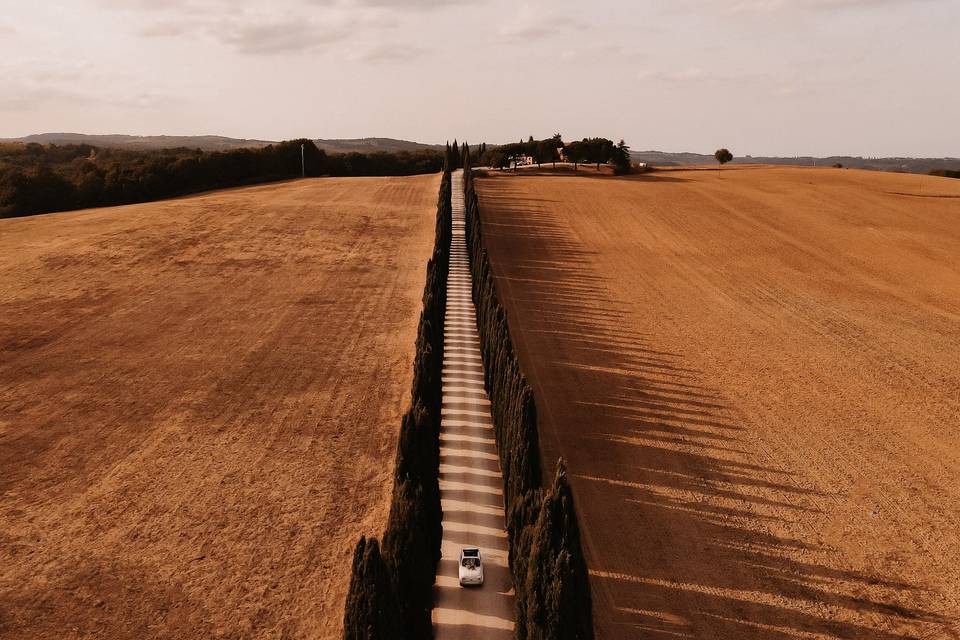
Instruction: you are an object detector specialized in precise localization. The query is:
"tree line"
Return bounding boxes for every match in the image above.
[0,140,444,218]
[462,148,594,640]
[930,169,960,179]
[343,147,457,640]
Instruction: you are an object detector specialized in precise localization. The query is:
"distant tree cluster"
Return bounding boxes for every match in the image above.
[714,148,733,170]
[475,134,632,175]
[566,138,631,174]
[479,134,563,171]
[342,169,452,640]
[444,138,482,171]
[0,140,444,218]
[463,155,594,639]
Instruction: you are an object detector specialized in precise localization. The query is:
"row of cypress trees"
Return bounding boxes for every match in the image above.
[444,140,474,171]
[462,154,594,640]
[343,161,453,640]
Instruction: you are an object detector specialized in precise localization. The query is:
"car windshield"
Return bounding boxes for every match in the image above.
[462,558,478,568]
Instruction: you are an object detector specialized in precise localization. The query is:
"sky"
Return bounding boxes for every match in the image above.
[1,0,958,157]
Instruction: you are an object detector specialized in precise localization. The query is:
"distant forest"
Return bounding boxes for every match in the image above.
[0,140,443,218]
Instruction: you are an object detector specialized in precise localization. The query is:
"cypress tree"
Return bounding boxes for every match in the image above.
[525,461,593,640]
[343,537,401,640]
[382,478,435,638]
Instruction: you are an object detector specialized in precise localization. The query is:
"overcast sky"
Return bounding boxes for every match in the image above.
[1,0,957,156]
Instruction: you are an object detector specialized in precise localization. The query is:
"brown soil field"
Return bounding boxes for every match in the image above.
[0,174,439,639]
[475,166,960,639]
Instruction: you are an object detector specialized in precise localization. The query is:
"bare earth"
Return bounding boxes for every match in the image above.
[0,175,439,639]
[476,166,960,639]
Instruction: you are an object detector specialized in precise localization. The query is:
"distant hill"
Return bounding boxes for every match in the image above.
[631,150,960,175]
[312,137,444,154]
[2,133,275,151]
[1,133,444,154]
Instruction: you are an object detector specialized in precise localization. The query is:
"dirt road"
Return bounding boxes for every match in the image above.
[475,166,960,639]
[432,171,515,639]
[0,175,438,639]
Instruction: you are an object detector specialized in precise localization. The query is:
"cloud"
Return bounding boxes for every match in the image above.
[0,84,95,113]
[499,2,584,41]
[313,0,475,8]
[131,8,361,55]
[674,0,939,14]
[348,41,430,62]
[637,67,709,83]
[116,0,406,55]
[218,18,352,54]
[138,20,194,37]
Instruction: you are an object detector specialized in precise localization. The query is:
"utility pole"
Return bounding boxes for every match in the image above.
[301,143,305,178]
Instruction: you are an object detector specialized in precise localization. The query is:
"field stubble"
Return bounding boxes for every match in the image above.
[0,174,439,638]
[476,166,960,639]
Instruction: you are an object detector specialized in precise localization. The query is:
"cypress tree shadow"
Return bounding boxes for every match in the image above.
[473,176,948,640]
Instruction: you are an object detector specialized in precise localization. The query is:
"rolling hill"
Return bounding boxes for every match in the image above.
[1,133,444,154]
[631,149,960,174]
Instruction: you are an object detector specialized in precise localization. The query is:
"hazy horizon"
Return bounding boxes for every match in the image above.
[2,0,958,158]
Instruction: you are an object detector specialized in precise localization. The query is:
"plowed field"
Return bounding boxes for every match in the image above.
[476,166,960,639]
[0,174,438,639]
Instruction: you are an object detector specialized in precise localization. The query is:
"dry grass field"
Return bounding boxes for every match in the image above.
[0,175,438,639]
[475,166,960,639]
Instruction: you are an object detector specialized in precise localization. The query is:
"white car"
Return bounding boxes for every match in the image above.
[458,547,484,587]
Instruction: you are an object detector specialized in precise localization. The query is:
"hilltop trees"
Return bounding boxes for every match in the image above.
[548,134,563,168]
[472,134,637,174]
[476,135,564,170]
[563,138,617,171]
[610,140,631,174]
[535,139,560,168]
[474,134,638,174]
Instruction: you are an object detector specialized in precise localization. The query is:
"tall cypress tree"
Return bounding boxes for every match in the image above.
[343,537,401,640]
[525,460,593,640]
[382,477,435,639]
